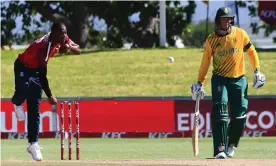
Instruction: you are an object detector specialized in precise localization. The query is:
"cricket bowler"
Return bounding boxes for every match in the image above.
[11,22,81,161]
[191,7,265,159]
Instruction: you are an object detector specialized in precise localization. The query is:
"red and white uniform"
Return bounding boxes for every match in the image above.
[18,33,76,68]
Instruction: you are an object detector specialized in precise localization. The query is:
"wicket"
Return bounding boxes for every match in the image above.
[60,101,80,160]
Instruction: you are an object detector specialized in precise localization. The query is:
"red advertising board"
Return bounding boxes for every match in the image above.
[258,1,276,25]
[1,97,276,139]
[175,98,276,137]
[1,99,175,133]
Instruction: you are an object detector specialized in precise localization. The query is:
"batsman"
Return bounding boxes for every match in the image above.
[191,7,265,159]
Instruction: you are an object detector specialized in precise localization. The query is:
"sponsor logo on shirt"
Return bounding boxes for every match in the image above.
[218,48,239,57]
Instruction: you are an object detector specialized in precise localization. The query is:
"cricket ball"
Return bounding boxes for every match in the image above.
[168,57,175,63]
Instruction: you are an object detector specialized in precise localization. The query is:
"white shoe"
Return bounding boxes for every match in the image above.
[14,104,25,121]
[27,142,43,161]
[227,146,235,158]
[214,152,228,159]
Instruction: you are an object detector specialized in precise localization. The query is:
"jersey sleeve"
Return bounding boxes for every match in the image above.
[242,29,250,47]
[65,35,80,49]
[242,29,260,71]
[39,66,52,98]
[198,40,212,84]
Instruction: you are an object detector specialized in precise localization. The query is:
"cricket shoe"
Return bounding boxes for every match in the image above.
[14,104,25,121]
[227,146,235,158]
[27,142,43,161]
[214,152,228,159]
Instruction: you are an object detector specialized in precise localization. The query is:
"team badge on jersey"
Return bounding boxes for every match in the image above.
[20,72,24,77]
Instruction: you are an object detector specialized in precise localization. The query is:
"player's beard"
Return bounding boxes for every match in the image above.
[216,22,231,36]
[221,22,230,31]
[59,36,66,45]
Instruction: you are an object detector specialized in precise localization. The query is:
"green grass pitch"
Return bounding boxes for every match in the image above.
[1,48,276,98]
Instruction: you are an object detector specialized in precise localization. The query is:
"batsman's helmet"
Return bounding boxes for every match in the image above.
[215,7,234,25]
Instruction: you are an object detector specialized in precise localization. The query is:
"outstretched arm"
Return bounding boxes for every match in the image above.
[245,42,260,72]
[39,67,57,104]
[39,67,52,98]
[59,36,81,55]
[191,40,212,100]
[242,30,265,89]
[67,40,81,55]
[242,30,260,72]
[198,40,212,84]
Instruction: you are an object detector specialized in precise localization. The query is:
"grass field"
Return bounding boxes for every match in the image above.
[1,49,276,165]
[1,48,276,98]
[1,137,276,166]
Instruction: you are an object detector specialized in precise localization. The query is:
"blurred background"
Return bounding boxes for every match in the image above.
[1,0,276,51]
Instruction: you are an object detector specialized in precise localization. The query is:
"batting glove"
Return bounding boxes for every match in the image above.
[191,83,205,100]
[253,71,265,89]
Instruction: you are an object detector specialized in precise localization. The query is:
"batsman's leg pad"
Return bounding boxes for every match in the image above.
[212,102,228,157]
[228,114,246,147]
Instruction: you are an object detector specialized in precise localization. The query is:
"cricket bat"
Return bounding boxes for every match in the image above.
[192,97,200,157]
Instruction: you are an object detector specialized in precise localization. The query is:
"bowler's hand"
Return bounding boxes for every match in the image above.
[59,44,70,54]
[48,96,58,105]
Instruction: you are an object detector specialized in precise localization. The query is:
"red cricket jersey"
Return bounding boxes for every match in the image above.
[18,33,74,68]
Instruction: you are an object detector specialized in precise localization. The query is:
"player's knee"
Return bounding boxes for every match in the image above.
[231,113,247,124]
[212,102,228,123]
[231,106,247,119]
[229,114,247,131]
[11,93,26,105]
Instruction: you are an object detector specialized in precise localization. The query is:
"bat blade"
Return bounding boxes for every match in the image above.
[192,98,200,157]
[192,113,199,156]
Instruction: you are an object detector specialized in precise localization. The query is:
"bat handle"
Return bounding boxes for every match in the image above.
[195,97,200,111]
